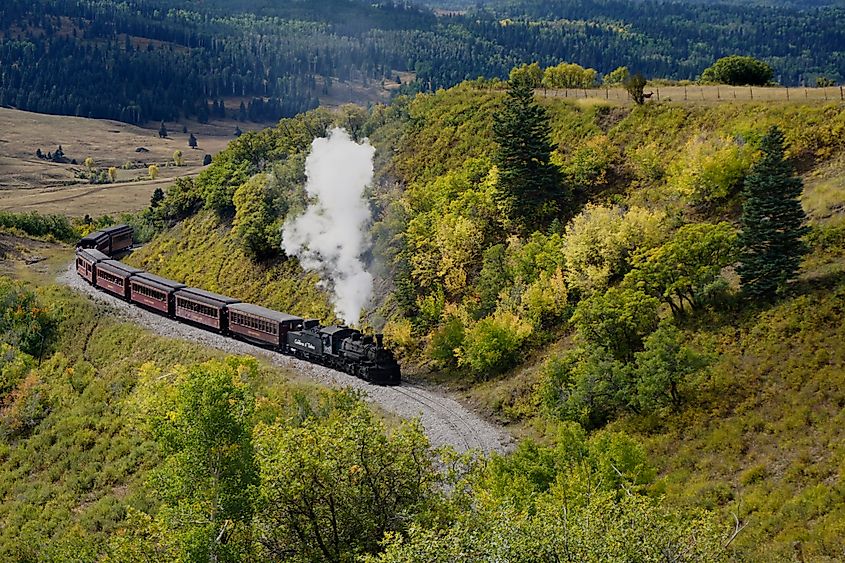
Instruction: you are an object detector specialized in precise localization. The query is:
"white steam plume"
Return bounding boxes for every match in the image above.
[282,127,375,326]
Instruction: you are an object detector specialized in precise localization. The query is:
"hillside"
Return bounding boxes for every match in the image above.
[123,83,845,559]
[0,279,331,557]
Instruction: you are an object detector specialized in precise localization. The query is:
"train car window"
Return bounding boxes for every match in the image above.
[133,283,166,301]
[97,270,123,285]
[176,297,218,318]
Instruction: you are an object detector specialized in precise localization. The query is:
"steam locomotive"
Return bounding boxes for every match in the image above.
[76,225,401,385]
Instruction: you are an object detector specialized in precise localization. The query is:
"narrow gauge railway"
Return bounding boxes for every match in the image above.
[76,226,401,385]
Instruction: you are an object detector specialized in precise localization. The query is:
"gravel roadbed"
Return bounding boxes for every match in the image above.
[59,264,513,454]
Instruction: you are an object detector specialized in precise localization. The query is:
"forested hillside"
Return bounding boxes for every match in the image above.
[1,0,843,125]
[117,78,845,559]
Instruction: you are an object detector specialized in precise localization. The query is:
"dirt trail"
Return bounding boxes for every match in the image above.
[58,263,513,454]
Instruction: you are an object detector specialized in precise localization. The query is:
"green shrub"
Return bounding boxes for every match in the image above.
[427,316,465,367]
[458,311,533,378]
[571,287,660,362]
[668,135,755,206]
[0,212,78,243]
[563,204,666,298]
[0,277,53,357]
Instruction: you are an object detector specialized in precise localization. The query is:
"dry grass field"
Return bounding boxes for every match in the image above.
[0,108,262,217]
[544,84,845,105]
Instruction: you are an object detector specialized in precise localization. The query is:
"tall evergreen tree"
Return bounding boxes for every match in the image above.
[738,126,808,299]
[492,74,565,232]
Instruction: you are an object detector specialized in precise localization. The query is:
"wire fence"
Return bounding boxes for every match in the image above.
[542,85,845,104]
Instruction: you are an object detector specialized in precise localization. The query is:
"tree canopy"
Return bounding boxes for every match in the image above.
[701,55,774,86]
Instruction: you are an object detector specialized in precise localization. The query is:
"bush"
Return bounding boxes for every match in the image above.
[624,222,739,316]
[458,311,533,378]
[0,212,78,243]
[563,204,666,298]
[571,287,660,362]
[538,346,627,428]
[428,316,465,367]
[520,268,569,328]
[701,55,773,86]
[0,277,53,357]
[232,174,281,260]
[558,135,618,192]
[668,135,755,205]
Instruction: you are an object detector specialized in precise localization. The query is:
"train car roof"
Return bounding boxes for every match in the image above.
[76,248,109,262]
[98,259,144,276]
[100,224,133,235]
[131,272,186,292]
[79,230,109,244]
[175,287,241,306]
[320,325,356,336]
[228,302,301,323]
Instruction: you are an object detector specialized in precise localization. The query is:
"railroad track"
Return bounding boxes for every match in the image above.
[390,385,486,452]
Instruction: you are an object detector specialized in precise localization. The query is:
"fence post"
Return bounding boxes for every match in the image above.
[805,88,808,99]
[684,85,687,101]
[825,88,828,101]
[841,86,844,100]
[606,87,609,99]
[717,87,720,100]
[750,87,753,100]
[733,89,737,99]
[565,88,568,98]
[656,87,660,101]
[786,86,789,101]
[701,87,705,100]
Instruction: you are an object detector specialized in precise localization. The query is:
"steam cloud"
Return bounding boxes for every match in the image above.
[282,127,375,326]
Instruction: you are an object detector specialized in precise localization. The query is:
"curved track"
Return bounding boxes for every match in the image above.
[58,263,512,454]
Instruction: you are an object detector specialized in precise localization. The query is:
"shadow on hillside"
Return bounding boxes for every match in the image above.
[678,266,845,335]
[794,267,845,296]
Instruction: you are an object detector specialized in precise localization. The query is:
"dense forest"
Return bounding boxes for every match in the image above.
[0,0,844,124]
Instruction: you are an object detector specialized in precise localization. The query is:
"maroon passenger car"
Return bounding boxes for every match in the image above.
[173,287,240,331]
[227,302,302,348]
[95,259,144,299]
[76,248,109,284]
[129,273,186,315]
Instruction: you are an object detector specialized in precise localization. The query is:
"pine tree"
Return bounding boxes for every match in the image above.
[492,74,565,232]
[738,126,808,299]
[150,187,165,208]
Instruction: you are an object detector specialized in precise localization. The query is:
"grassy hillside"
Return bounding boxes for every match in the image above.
[112,84,845,559]
[0,282,318,558]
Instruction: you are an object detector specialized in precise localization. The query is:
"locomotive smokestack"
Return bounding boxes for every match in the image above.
[376,333,384,348]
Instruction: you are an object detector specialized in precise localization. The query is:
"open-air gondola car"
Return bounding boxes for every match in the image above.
[173,287,240,331]
[227,302,302,348]
[75,248,109,284]
[95,259,144,299]
[129,273,186,315]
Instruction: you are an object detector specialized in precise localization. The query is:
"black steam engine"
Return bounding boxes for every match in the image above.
[76,225,401,385]
[287,325,401,384]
